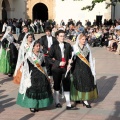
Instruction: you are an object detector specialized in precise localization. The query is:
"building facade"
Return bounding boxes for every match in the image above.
[0,0,118,25]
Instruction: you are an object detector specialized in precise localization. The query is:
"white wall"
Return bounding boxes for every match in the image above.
[55,0,111,25]
[1,0,112,22]
[12,0,25,19]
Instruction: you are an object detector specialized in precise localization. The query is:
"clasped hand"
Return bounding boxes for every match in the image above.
[59,61,66,66]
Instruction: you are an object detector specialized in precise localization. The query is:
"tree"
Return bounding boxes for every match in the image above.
[62,0,120,11]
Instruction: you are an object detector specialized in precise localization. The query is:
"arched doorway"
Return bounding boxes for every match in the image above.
[2,0,10,21]
[33,3,48,22]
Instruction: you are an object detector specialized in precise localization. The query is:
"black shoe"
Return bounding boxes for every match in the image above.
[83,102,92,108]
[35,109,39,112]
[30,108,36,112]
[8,74,13,77]
[56,103,62,108]
[66,105,79,110]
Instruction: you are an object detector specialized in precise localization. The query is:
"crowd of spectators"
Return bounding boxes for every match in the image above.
[0,18,120,55]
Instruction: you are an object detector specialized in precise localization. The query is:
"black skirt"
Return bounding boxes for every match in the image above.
[26,59,52,100]
[9,43,18,64]
[72,55,96,92]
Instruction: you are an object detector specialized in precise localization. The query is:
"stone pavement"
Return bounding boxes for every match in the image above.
[0,35,120,120]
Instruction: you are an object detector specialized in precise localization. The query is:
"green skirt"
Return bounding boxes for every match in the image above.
[70,75,98,101]
[0,48,11,74]
[16,93,53,109]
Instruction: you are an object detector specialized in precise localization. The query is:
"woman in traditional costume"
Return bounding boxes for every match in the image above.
[13,33,34,84]
[40,20,44,33]
[0,26,18,76]
[29,22,35,34]
[70,33,98,108]
[16,40,53,112]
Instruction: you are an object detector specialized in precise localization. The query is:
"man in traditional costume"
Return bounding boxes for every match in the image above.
[39,27,56,79]
[17,26,35,44]
[48,30,77,110]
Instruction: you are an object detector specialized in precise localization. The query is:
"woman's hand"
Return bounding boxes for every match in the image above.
[68,59,73,64]
[67,64,71,71]
[52,58,56,61]
[59,61,66,66]
[6,48,10,51]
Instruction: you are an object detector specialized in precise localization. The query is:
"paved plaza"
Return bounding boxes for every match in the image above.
[0,34,120,120]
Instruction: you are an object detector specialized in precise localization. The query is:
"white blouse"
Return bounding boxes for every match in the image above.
[59,43,64,58]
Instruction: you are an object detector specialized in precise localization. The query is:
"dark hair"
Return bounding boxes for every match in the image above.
[55,30,65,36]
[45,27,52,32]
[105,28,109,31]
[27,33,33,38]
[33,40,40,47]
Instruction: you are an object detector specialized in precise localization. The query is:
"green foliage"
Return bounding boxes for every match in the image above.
[81,0,106,11]
[62,0,120,11]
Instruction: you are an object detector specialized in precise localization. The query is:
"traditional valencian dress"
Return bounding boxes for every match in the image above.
[16,41,53,109]
[0,27,18,74]
[70,43,98,101]
[13,33,32,84]
[29,23,35,34]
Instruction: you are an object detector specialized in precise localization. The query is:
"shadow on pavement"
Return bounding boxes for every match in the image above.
[0,95,8,99]
[0,95,16,113]
[50,109,66,120]
[0,77,12,85]
[93,76,118,104]
[19,113,35,120]
[106,101,120,120]
[0,90,5,93]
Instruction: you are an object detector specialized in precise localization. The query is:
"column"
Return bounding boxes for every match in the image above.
[0,7,2,20]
